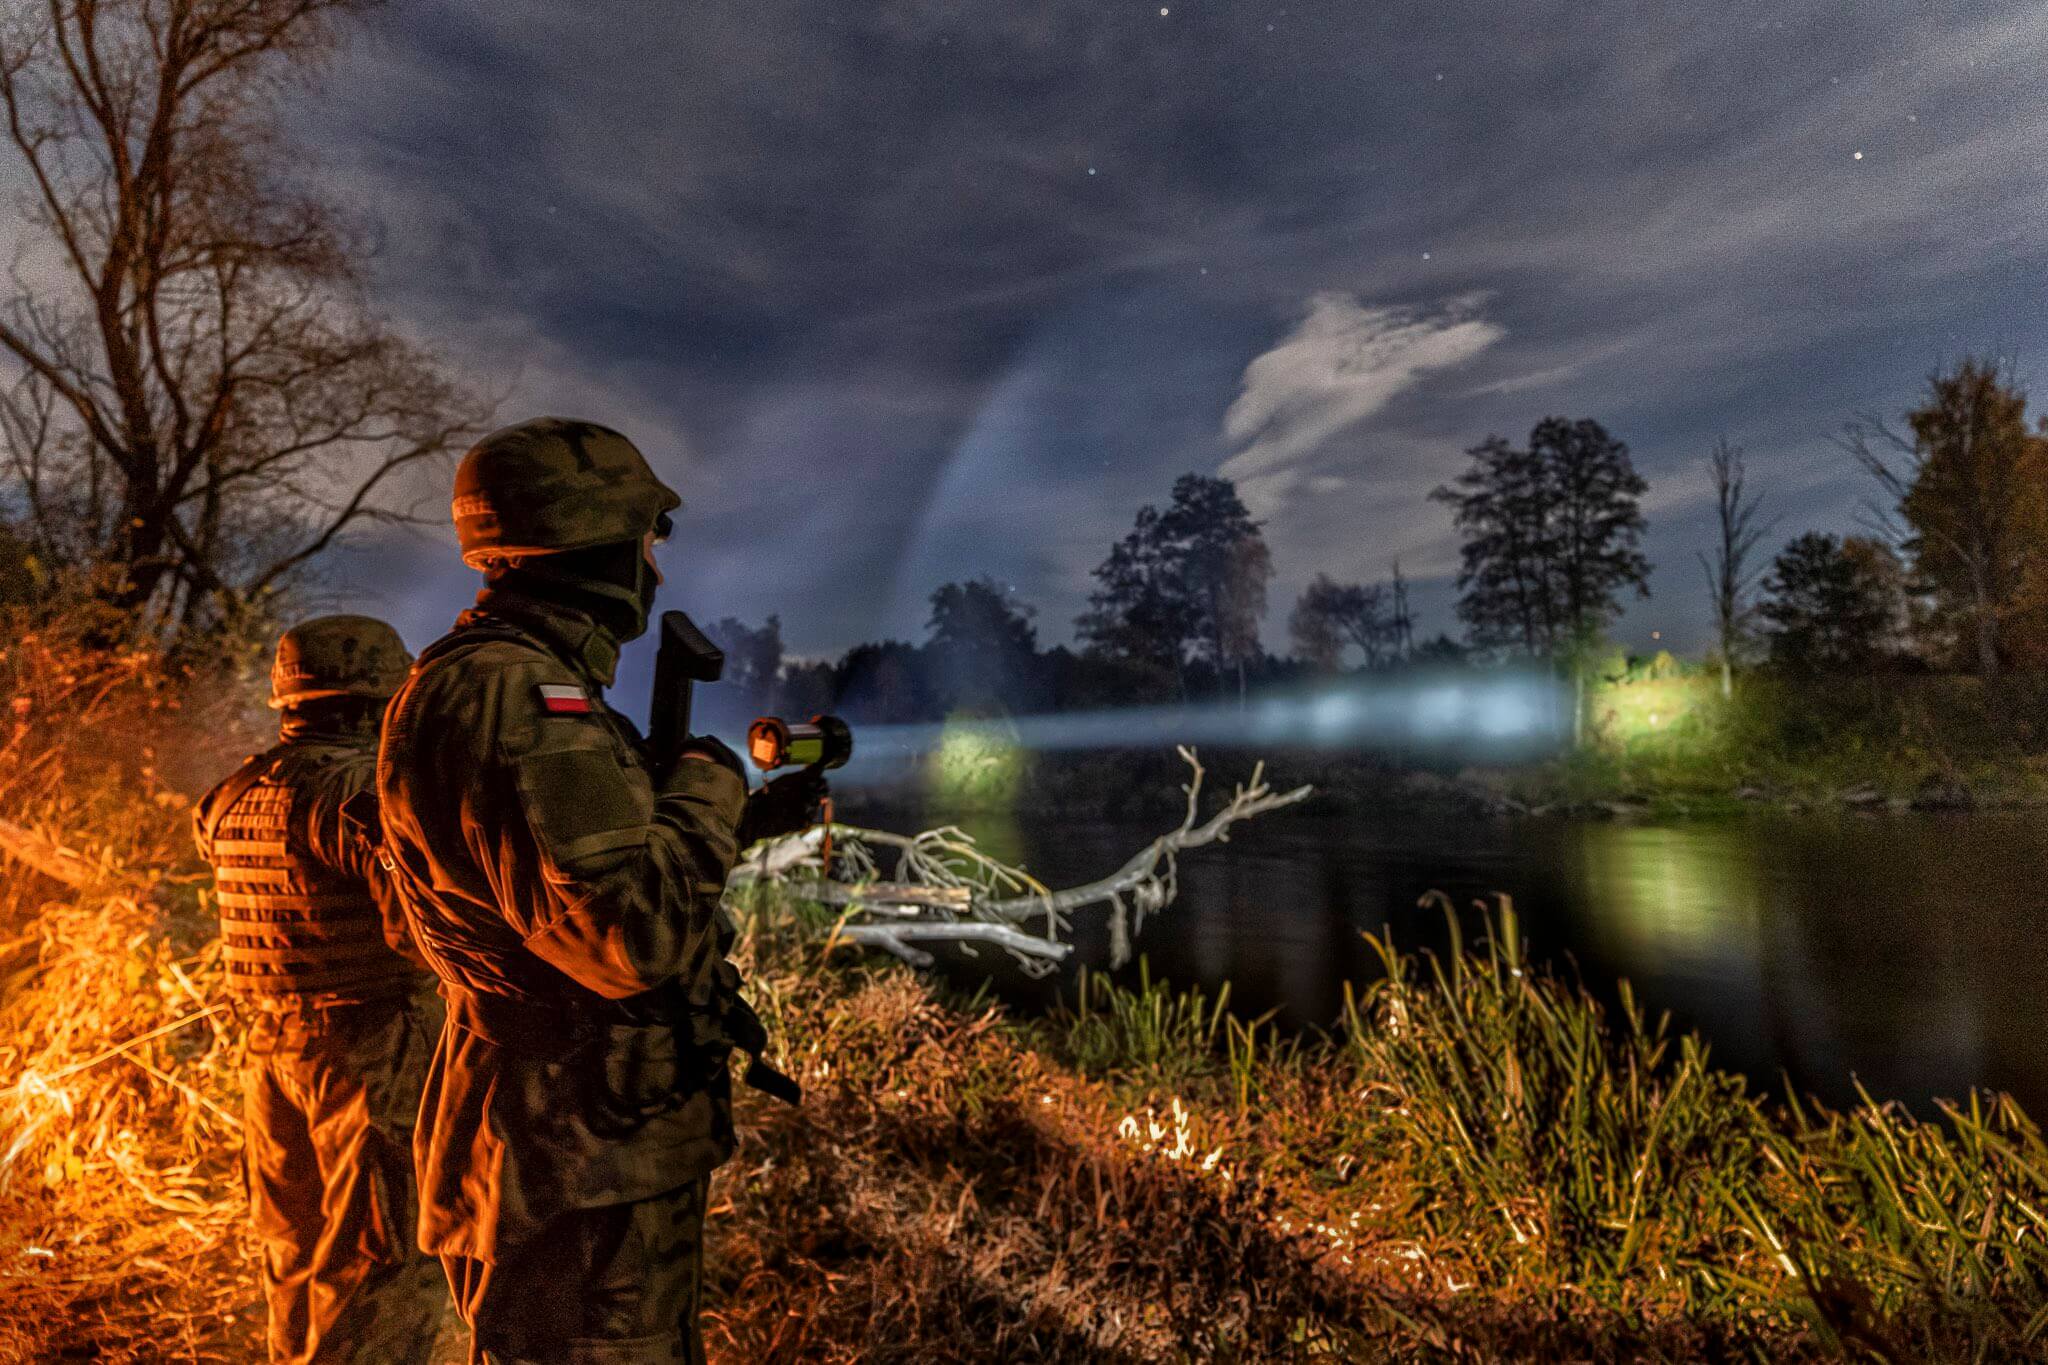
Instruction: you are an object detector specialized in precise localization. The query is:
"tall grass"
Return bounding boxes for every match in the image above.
[1345,892,1772,1306]
[1338,891,2048,1357]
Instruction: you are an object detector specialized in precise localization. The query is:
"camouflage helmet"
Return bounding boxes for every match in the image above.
[452,417,681,570]
[269,614,413,710]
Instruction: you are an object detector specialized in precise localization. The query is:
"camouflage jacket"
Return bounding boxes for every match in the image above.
[376,587,747,1260]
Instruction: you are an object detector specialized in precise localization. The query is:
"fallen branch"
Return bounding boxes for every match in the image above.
[836,922,1074,970]
[733,747,1312,973]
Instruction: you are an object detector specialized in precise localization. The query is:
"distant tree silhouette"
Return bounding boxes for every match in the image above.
[1288,574,1399,670]
[1410,633,1470,666]
[1432,418,1651,658]
[1076,503,1191,696]
[1078,474,1270,701]
[1433,435,1553,653]
[706,616,784,698]
[699,615,784,733]
[1758,533,1906,675]
[1697,437,1773,699]
[833,641,938,725]
[1389,560,1416,657]
[926,577,1038,712]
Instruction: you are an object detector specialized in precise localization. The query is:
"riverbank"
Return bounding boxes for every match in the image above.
[1497,668,2048,818]
[845,670,2048,824]
[720,889,2048,1361]
[3,798,2043,1360]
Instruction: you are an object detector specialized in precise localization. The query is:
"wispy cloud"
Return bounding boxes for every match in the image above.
[1220,294,1504,514]
[286,0,2048,654]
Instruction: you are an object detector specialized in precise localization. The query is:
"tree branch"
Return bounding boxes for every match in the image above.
[734,749,1313,975]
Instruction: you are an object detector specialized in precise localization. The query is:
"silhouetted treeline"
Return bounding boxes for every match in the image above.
[696,578,1468,734]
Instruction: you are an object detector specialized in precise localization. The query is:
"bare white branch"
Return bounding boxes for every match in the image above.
[731,749,1313,973]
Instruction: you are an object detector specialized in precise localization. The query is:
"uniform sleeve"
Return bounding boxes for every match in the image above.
[300,756,426,968]
[465,656,747,1000]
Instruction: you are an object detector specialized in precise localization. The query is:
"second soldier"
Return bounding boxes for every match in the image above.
[193,615,446,1364]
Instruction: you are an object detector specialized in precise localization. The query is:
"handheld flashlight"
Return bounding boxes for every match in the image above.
[748,714,853,772]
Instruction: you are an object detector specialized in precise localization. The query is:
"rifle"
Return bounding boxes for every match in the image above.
[641,610,804,1107]
[648,610,724,776]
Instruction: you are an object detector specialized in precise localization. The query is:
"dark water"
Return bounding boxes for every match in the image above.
[854,804,2048,1117]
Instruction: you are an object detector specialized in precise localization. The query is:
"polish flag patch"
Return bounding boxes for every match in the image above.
[537,684,593,715]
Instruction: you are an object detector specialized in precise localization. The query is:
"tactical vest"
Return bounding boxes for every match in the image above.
[202,748,410,999]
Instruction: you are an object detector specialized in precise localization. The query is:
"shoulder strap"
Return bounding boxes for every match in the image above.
[196,748,282,845]
[338,786,380,844]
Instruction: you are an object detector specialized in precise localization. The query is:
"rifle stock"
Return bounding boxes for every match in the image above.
[649,610,724,770]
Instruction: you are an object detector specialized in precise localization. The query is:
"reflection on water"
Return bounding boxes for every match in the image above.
[864,803,2048,1116]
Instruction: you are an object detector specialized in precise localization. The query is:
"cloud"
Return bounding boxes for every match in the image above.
[1219,294,1504,514]
[280,0,2048,658]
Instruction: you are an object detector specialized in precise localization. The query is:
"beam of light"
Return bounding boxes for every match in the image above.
[825,670,1570,789]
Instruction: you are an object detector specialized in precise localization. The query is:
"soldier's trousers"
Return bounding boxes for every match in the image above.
[443,1177,709,1365]
[241,995,447,1364]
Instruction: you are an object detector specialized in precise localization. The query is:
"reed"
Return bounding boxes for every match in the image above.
[1337,891,2043,1356]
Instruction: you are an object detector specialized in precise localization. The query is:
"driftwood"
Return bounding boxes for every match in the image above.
[731,748,1312,973]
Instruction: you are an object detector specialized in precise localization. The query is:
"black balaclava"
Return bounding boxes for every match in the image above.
[280,695,385,745]
[492,537,659,644]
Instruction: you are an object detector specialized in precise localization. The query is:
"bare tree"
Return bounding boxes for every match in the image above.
[1695,437,1771,699]
[0,0,484,641]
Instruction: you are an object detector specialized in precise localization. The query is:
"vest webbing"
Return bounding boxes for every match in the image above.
[203,749,411,999]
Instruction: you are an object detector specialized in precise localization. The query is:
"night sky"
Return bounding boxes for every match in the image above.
[309,0,2048,668]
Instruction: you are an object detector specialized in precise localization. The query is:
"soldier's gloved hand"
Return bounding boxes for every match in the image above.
[673,734,745,783]
[737,768,828,846]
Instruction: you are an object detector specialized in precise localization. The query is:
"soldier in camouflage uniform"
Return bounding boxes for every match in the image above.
[192,615,447,1364]
[377,417,812,1365]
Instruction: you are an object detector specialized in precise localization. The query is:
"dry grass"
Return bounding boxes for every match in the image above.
[0,623,470,1363]
[710,894,1815,1364]
[0,628,2043,1362]
[0,623,258,1362]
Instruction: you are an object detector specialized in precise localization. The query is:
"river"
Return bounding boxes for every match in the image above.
[848,803,2048,1118]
